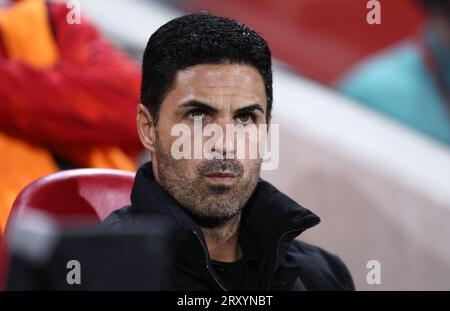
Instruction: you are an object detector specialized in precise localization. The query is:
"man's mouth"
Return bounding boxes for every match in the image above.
[203,171,237,186]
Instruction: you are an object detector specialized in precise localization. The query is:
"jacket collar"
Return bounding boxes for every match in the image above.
[240,176,321,288]
[130,162,321,288]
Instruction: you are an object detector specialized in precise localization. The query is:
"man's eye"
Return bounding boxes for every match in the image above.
[188,110,205,119]
[235,113,254,124]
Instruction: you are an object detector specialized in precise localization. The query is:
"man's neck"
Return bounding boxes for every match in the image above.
[202,213,242,263]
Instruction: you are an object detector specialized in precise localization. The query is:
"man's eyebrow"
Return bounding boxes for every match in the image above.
[179,100,265,116]
[179,100,218,114]
[234,104,265,115]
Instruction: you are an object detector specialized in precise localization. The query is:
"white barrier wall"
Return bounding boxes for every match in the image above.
[263,66,450,290]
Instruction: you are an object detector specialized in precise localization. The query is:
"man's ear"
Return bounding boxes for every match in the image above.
[137,103,157,153]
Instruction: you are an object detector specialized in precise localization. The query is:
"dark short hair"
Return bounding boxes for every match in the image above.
[140,13,272,123]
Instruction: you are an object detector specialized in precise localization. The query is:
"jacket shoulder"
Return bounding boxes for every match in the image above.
[97,206,134,232]
[288,240,355,290]
[97,205,184,236]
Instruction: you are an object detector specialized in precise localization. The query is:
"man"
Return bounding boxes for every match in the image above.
[339,0,450,146]
[101,13,354,291]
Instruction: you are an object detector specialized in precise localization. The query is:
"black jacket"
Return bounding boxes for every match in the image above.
[100,162,355,291]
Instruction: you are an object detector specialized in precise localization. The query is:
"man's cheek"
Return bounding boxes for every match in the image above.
[180,159,201,176]
[239,161,252,178]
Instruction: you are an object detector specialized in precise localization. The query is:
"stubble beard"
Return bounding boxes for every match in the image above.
[154,134,261,229]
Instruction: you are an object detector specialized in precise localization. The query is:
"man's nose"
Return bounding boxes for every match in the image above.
[209,118,235,159]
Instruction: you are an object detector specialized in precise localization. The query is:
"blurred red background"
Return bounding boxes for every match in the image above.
[182,0,423,84]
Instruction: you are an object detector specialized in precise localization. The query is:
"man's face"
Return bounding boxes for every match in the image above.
[147,64,268,228]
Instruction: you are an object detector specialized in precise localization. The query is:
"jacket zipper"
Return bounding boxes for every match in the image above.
[192,229,228,291]
[266,229,300,290]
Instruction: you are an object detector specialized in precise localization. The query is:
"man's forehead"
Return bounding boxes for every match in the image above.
[168,63,267,109]
[177,63,262,83]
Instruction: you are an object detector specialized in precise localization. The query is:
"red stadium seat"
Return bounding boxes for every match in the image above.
[6,168,135,229]
[0,169,134,289]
